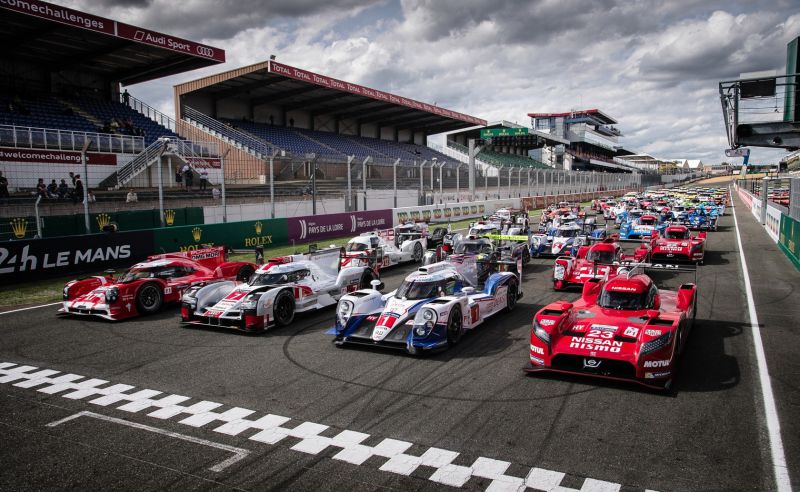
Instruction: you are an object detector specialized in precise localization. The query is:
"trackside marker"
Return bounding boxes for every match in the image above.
[730,186,792,492]
[0,302,61,315]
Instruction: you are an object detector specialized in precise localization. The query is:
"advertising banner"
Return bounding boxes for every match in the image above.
[779,214,800,270]
[0,147,117,165]
[152,218,287,253]
[393,198,520,226]
[287,210,393,243]
[0,230,154,284]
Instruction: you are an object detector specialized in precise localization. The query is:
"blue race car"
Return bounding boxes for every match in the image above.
[619,214,668,240]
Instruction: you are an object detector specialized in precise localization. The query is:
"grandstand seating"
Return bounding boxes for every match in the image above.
[0,94,97,133]
[446,140,549,168]
[69,96,179,145]
[221,119,452,163]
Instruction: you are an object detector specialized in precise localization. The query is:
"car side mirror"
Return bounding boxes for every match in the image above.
[646,309,660,319]
[462,286,475,295]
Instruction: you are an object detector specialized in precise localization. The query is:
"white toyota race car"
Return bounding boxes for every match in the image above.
[181,247,379,332]
[340,222,428,270]
[332,255,522,354]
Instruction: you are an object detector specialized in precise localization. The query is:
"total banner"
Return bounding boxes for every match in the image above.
[152,218,287,253]
[0,230,154,284]
[393,198,520,226]
[287,210,393,243]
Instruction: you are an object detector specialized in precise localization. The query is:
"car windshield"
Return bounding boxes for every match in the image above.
[586,249,615,263]
[455,242,491,255]
[118,268,158,283]
[249,271,293,286]
[665,230,689,239]
[598,289,648,310]
[345,241,369,252]
[640,218,656,225]
[396,279,442,300]
[556,228,579,238]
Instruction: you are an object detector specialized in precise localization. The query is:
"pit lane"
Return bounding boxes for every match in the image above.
[1,190,798,491]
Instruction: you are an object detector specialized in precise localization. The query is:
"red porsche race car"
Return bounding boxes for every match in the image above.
[60,246,256,321]
[526,264,697,390]
[552,236,652,290]
[651,225,706,264]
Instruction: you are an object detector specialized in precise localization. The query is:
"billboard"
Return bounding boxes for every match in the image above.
[393,198,520,226]
[287,210,393,243]
[0,147,117,165]
[152,218,287,253]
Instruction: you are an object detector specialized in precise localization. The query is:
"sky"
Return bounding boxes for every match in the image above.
[52,0,800,165]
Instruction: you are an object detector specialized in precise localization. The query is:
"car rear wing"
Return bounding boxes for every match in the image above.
[617,261,698,283]
[148,246,227,269]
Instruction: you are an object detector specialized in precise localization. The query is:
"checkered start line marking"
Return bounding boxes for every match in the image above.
[0,362,655,492]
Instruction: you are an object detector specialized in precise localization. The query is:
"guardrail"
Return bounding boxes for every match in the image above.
[0,124,145,154]
[122,94,177,133]
[182,106,275,158]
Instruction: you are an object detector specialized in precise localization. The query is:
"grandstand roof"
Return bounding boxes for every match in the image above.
[528,109,618,125]
[174,61,486,134]
[0,0,225,86]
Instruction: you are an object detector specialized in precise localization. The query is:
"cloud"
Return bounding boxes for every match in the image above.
[47,0,800,164]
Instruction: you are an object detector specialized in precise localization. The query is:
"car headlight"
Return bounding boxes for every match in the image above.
[641,331,672,355]
[414,320,435,337]
[241,293,262,310]
[533,320,551,346]
[62,286,69,301]
[421,308,437,322]
[104,287,119,303]
[338,300,354,324]
[182,294,198,309]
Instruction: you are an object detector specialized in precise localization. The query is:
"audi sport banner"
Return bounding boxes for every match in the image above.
[0,230,155,285]
[0,147,117,165]
[287,210,393,243]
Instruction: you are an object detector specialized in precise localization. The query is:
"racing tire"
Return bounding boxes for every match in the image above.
[522,248,531,265]
[359,270,375,290]
[236,264,255,282]
[412,242,423,263]
[506,281,518,311]
[273,289,296,327]
[136,283,163,315]
[446,306,463,346]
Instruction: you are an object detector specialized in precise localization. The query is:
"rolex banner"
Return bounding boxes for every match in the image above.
[0,230,155,284]
[152,218,288,253]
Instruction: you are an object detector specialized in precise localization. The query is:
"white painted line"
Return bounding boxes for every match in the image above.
[730,186,793,492]
[0,361,643,490]
[46,410,250,472]
[0,302,61,315]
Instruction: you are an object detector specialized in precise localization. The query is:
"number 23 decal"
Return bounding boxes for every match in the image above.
[587,329,613,339]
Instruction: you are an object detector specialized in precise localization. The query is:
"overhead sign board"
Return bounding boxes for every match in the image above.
[725,147,751,158]
[480,128,529,138]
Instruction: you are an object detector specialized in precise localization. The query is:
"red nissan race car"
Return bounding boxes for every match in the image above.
[526,264,697,391]
[651,225,706,264]
[60,247,257,321]
[552,236,652,290]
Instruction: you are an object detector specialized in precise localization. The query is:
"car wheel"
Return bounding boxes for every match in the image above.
[446,306,463,346]
[506,281,518,311]
[412,242,423,263]
[359,270,375,290]
[236,264,255,282]
[136,283,163,315]
[522,248,531,265]
[273,289,295,327]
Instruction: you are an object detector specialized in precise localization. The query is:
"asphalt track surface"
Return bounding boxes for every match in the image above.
[1,189,798,491]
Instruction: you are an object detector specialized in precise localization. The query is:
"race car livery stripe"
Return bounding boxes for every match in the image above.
[0,361,642,491]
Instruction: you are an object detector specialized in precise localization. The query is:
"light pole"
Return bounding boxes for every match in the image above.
[361,155,371,211]
[269,148,280,218]
[430,157,437,201]
[220,147,230,223]
[437,161,445,203]
[496,165,504,200]
[419,159,427,204]
[393,158,400,208]
[507,167,513,198]
[527,168,532,197]
[456,162,465,202]
[517,167,523,197]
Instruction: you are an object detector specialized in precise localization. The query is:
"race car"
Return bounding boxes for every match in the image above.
[552,236,652,290]
[531,222,604,258]
[60,246,256,321]
[684,210,717,231]
[651,225,706,264]
[526,264,697,391]
[181,246,378,332]
[332,255,522,354]
[619,214,667,240]
[340,222,428,270]
[466,221,501,239]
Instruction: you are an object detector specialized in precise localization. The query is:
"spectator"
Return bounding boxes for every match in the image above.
[69,171,76,187]
[73,174,84,204]
[175,169,183,188]
[0,171,8,202]
[122,89,130,105]
[57,179,69,199]
[212,187,221,200]
[126,189,138,203]
[47,179,58,198]
[86,190,96,203]
[199,167,208,191]
[109,118,120,133]
[36,178,47,198]
[183,165,193,190]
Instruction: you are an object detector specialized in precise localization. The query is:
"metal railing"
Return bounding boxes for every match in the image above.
[121,94,177,132]
[115,139,166,188]
[182,106,275,158]
[0,124,145,154]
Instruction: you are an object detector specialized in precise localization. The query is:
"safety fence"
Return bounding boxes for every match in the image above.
[735,183,800,270]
